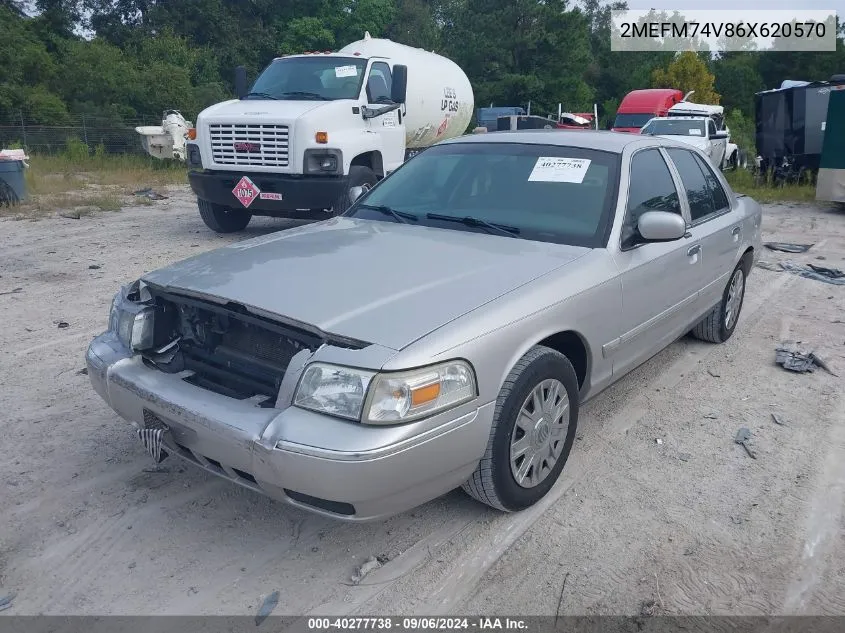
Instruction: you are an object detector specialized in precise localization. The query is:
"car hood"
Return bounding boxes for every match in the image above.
[142,218,589,350]
[198,98,327,122]
[656,134,710,152]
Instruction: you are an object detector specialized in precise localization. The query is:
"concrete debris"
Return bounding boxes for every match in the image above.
[254,590,280,626]
[763,242,813,253]
[758,260,845,285]
[351,555,382,585]
[734,427,757,459]
[640,599,658,617]
[134,188,168,201]
[0,592,16,612]
[775,346,838,376]
[771,413,787,426]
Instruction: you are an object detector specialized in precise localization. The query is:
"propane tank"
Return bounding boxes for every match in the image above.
[338,35,474,149]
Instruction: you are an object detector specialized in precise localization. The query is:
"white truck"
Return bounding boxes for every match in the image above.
[666,101,747,170]
[185,33,474,233]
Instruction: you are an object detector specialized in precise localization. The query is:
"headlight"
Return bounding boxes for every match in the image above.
[109,286,157,351]
[364,361,476,424]
[293,364,376,421]
[292,360,477,425]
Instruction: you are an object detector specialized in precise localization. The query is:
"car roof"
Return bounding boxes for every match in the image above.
[439,129,667,154]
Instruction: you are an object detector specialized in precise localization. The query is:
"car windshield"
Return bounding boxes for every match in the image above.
[346,142,621,248]
[246,56,367,101]
[642,119,706,137]
[613,113,654,128]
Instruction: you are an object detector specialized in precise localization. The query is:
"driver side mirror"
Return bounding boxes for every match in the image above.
[349,186,365,204]
[710,131,728,140]
[235,66,248,99]
[637,211,687,242]
[391,65,408,104]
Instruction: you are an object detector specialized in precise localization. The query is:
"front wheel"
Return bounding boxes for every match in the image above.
[332,165,378,214]
[462,346,580,512]
[691,261,747,343]
[198,199,251,233]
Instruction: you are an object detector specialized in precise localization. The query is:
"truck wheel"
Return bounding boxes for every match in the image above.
[462,346,579,512]
[198,199,251,233]
[333,166,378,214]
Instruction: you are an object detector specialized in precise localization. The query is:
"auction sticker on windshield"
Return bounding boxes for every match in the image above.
[232,176,260,208]
[335,65,358,78]
[528,157,591,183]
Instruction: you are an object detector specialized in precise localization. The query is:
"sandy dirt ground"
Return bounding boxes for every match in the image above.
[1,188,844,617]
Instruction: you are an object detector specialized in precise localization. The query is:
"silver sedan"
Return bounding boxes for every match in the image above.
[86,130,762,521]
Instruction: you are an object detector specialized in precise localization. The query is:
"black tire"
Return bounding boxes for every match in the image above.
[333,165,378,214]
[462,346,580,512]
[198,198,252,233]
[691,260,747,344]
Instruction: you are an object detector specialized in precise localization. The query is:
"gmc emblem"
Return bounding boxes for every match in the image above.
[234,142,261,152]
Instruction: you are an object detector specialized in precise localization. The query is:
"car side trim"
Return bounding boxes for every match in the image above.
[602,290,699,358]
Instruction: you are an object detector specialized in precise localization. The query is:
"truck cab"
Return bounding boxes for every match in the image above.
[611,89,685,133]
[185,49,409,233]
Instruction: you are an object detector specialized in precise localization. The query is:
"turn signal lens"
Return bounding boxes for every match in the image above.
[187,128,197,140]
[315,131,328,144]
[364,361,477,425]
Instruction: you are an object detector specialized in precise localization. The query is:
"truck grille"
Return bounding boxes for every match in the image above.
[208,123,290,167]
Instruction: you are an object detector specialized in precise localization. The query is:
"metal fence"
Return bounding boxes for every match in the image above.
[0,111,167,155]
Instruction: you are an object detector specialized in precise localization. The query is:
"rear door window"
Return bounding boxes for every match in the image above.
[666,148,717,222]
[693,153,731,212]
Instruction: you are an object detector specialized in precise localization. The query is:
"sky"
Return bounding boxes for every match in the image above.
[627,1,842,12]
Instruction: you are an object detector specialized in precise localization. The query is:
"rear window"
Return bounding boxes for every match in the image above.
[613,113,654,129]
[347,142,621,248]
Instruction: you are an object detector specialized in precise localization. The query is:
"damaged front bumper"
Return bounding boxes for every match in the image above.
[86,332,493,522]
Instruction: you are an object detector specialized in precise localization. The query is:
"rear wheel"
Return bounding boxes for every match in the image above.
[462,346,579,512]
[332,165,378,214]
[198,198,251,233]
[691,260,747,343]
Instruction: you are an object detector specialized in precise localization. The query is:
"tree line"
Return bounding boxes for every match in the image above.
[3,0,845,147]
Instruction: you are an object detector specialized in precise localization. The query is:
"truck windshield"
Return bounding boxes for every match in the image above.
[247,56,368,101]
[346,143,621,249]
[642,119,706,137]
[613,113,654,129]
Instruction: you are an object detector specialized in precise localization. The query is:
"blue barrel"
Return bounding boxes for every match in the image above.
[0,160,27,204]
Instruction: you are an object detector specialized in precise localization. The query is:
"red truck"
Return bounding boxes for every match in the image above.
[612,89,685,133]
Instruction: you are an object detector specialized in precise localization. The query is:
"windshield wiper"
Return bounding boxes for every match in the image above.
[278,91,330,101]
[242,92,279,100]
[426,213,520,237]
[358,204,418,224]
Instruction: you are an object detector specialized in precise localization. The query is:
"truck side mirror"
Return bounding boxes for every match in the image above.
[391,65,408,104]
[235,66,248,99]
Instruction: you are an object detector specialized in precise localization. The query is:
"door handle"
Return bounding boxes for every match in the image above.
[731,226,741,236]
[687,244,701,257]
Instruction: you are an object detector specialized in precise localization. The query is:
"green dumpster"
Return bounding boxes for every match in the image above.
[816,86,845,202]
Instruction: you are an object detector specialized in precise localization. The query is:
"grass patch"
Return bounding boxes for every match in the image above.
[725,169,818,204]
[2,144,188,218]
